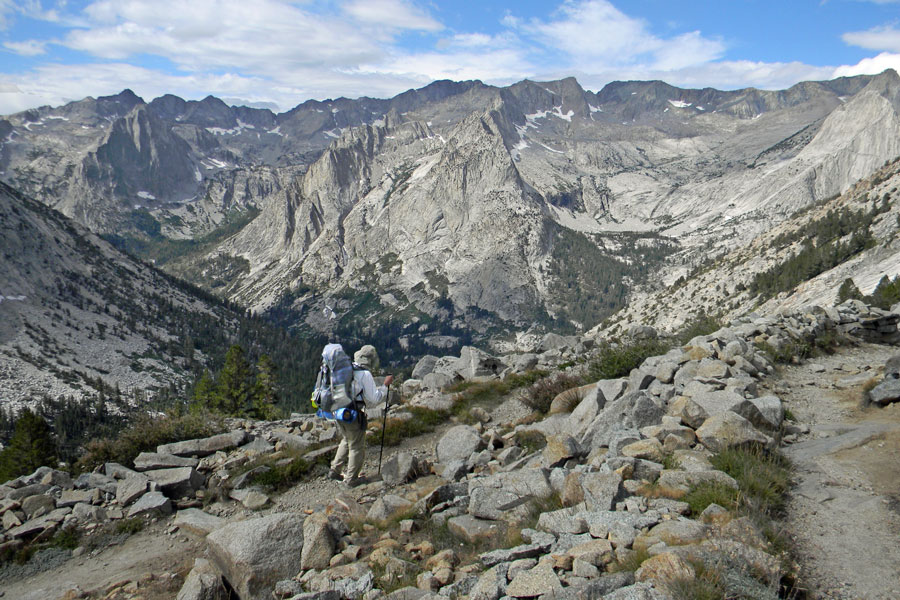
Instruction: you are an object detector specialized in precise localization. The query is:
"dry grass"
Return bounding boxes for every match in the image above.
[636,481,687,500]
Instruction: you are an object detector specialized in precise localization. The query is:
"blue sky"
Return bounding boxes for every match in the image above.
[1,0,899,115]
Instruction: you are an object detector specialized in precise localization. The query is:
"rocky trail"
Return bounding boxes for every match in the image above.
[6,301,900,600]
[767,344,900,599]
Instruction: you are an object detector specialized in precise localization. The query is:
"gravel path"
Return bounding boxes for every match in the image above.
[761,342,900,600]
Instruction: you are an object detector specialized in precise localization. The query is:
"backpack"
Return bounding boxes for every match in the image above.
[312,344,363,421]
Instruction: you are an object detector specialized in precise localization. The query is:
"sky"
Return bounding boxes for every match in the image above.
[1,0,900,115]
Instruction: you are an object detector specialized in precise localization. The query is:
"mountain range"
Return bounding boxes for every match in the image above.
[3,70,900,398]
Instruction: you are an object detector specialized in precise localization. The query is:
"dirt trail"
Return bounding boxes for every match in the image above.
[762,342,900,600]
[1,521,200,600]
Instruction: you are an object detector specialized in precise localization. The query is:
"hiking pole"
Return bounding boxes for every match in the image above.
[377,380,391,477]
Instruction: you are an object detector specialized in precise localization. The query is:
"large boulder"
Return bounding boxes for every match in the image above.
[576,472,624,511]
[116,473,150,506]
[467,470,553,522]
[566,386,607,439]
[127,491,172,518]
[174,508,226,536]
[381,452,423,487]
[579,391,664,452]
[366,495,414,523]
[869,378,900,405]
[145,467,204,498]
[505,564,563,598]
[207,513,305,600]
[157,430,247,457]
[436,425,483,464]
[455,346,506,380]
[412,355,440,379]
[695,412,771,452]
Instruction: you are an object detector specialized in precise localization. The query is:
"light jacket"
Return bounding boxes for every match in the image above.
[351,368,387,408]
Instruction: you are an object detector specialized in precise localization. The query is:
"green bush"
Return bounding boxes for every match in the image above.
[250,453,330,491]
[514,430,547,454]
[49,526,80,550]
[684,481,739,515]
[666,562,726,600]
[587,339,671,381]
[115,518,145,535]
[710,446,792,517]
[676,313,723,344]
[75,412,224,473]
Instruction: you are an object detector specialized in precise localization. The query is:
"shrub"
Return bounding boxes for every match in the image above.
[49,526,80,550]
[514,430,547,454]
[521,372,585,414]
[609,547,651,573]
[447,370,546,416]
[75,412,224,473]
[676,313,723,344]
[754,340,810,364]
[115,518,145,535]
[710,446,792,517]
[666,561,726,600]
[636,481,686,501]
[684,481,739,515]
[587,339,670,381]
[862,376,880,404]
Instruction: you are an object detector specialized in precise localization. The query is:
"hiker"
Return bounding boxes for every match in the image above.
[313,343,393,485]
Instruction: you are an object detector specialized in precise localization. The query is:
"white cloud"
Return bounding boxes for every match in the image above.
[1,0,897,117]
[374,48,534,84]
[833,52,900,77]
[520,0,724,71]
[843,25,900,53]
[3,39,49,56]
[66,0,389,72]
[342,0,442,32]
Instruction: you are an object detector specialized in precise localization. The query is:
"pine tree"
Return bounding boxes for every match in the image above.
[837,278,863,303]
[0,408,59,481]
[191,369,219,412]
[217,345,252,415]
[251,354,280,420]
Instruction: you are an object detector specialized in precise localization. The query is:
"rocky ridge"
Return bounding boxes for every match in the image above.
[607,154,900,336]
[3,300,899,599]
[0,180,306,409]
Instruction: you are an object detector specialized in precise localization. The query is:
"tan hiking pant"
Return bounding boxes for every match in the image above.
[330,419,366,480]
